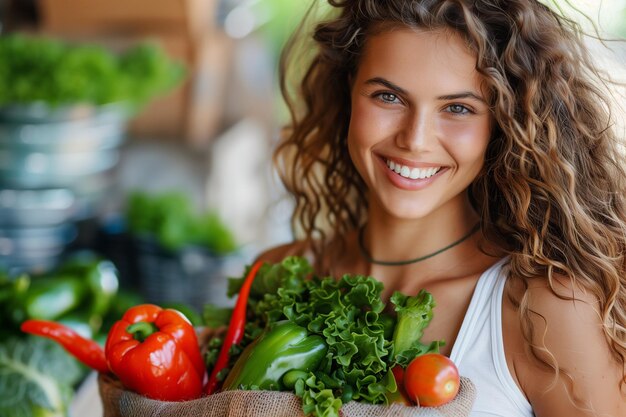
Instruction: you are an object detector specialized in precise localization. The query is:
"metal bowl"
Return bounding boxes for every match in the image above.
[0,148,120,188]
[0,188,77,227]
[0,103,130,188]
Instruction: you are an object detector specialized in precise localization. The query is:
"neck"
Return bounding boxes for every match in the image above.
[363,202,480,267]
[360,222,480,266]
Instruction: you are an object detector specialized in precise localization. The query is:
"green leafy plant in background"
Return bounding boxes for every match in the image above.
[0,337,83,417]
[0,34,185,110]
[127,191,237,254]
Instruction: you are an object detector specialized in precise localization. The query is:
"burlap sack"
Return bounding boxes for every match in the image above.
[98,373,476,417]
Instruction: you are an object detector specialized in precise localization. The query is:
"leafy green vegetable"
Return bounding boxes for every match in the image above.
[0,34,184,109]
[218,256,440,417]
[127,191,237,254]
[296,374,344,417]
[391,290,444,367]
[0,337,84,417]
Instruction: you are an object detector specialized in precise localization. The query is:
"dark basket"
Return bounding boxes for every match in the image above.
[133,235,232,311]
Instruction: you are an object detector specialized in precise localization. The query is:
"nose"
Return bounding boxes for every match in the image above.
[395,108,436,152]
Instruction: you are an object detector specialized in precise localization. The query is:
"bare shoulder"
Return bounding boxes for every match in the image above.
[254,240,312,264]
[504,275,626,417]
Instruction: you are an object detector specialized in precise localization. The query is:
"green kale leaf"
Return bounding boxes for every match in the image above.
[0,336,83,417]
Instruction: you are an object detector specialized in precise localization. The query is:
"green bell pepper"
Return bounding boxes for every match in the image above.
[58,256,119,320]
[222,320,328,391]
[24,275,86,320]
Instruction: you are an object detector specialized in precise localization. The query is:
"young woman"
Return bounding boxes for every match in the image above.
[260,0,626,415]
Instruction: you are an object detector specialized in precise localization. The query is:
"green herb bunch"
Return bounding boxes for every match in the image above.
[127,191,237,254]
[0,34,185,109]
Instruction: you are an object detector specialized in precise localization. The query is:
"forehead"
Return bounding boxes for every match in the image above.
[356,28,482,94]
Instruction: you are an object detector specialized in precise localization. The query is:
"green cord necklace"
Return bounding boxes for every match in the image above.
[357,223,481,266]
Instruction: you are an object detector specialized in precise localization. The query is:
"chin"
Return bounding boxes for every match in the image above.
[379,199,438,221]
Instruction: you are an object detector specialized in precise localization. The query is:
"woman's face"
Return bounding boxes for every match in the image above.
[348,28,492,221]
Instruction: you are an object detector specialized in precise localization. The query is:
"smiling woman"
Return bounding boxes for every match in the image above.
[347,28,491,220]
[260,1,626,416]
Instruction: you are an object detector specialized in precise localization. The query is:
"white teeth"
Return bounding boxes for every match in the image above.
[386,159,441,179]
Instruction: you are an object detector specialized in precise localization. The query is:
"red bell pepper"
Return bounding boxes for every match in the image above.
[105,304,206,401]
[205,260,264,394]
[21,319,109,373]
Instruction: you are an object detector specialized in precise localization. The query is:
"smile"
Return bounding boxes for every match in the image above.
[386,159,442,180]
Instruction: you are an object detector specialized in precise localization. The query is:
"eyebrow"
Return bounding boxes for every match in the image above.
[437,92,486,103]
[364,77,486,103]
[364,77,408,95]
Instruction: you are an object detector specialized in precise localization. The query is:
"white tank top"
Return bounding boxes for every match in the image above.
[449,258,535,417]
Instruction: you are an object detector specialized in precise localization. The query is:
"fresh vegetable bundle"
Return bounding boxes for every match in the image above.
[202,256,462,417]
[21,257,476,417]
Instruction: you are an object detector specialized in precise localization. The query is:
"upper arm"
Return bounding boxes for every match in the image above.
[514,279,626,417]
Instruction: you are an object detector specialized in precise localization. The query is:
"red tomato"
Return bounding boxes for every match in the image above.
[404,353,460,407]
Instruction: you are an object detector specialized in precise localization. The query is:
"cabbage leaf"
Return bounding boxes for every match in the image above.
[0,337,83,417]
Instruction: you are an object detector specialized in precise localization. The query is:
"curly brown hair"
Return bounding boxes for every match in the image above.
[274,0,626,389]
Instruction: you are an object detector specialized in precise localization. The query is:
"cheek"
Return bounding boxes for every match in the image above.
[348,97,398,149]
[440,119,491,167]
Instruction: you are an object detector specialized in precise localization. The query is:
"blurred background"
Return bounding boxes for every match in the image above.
[0,0,313,310]
[0,1,623,416]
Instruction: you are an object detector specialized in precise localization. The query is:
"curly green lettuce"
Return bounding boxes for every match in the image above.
[213,256,439,417]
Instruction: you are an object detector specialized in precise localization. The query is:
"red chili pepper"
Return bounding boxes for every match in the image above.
[21,319,109,373]
[105,304,206,401]
[205,260,264,394]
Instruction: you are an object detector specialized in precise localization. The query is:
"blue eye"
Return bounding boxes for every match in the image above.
[373,92,401,104]
[447,104,471,114]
